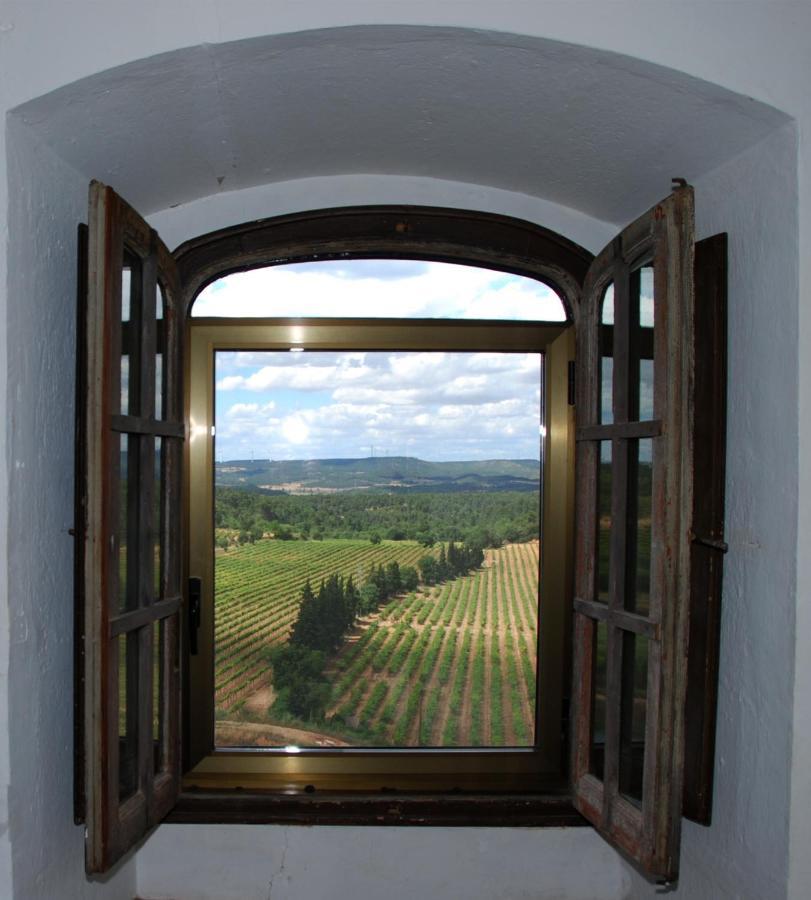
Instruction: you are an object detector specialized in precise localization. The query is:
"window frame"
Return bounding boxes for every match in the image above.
[178,208,588,790]
[78,192,725,880]
[184,317,571,791]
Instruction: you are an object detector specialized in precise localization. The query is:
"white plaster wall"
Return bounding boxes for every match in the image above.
[0,4,809,900]
[625,122,799,900]
[148,175,615,258]
[3,116,137,900]
[136,824,629,900]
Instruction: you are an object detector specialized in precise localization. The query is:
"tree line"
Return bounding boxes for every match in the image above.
[216,487,539,548]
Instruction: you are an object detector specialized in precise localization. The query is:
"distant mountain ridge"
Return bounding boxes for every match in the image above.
[215,455,540,494]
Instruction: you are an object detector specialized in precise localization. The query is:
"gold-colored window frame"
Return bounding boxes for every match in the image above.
[184,315,575,792]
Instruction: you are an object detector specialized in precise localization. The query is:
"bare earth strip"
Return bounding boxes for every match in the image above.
[494,552,516,745]
[481,561,494,744]
[432,575,474,744]
[456,568,483,745]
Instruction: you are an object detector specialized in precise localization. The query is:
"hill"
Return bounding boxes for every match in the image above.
[215,455,540,494]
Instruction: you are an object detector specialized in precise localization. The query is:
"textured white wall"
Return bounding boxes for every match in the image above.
[0,4,808,900]
[137,824,629,900]
[3,117,137,900]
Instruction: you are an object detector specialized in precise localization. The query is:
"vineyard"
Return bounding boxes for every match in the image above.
[214,538,540,749]
[214,540,428,711]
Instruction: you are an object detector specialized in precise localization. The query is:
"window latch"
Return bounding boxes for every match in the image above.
[188,576,202,655]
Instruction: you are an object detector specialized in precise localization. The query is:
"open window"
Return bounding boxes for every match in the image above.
[77,183,724,882]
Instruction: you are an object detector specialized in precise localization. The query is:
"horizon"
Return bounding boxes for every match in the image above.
[215,453,542,465]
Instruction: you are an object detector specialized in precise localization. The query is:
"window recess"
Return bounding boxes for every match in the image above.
[76,187,725,884]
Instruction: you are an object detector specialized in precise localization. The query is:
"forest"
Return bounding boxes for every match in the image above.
[215,486,540,548]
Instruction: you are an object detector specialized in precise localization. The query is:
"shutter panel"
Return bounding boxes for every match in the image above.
[80,182,184,873]
[570,186,695,880]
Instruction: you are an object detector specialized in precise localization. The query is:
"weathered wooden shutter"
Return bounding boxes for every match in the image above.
[570,186,695,880]
[79,182,184,873]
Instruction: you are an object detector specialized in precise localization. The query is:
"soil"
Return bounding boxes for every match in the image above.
[215,720,351,748]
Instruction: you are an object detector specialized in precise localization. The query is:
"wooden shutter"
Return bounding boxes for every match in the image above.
[80,182,184,873]
[570,185,695,880]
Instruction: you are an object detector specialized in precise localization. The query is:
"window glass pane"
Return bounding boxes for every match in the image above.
[633,266,655,421]
[211,350,542,749]
[625,438,653,616]
[118,434,130,613]
[118,631,139,801]
[153,619,164,773]
[600,283,614,424]
[154,436,163,599]
[590,619,607,780]
[121,254,140,416]
[121,266,131,322]
[120,355,130,416]
[192,260,566,322]
[619,631,648,805]
[596,441,612,604]
[156,284,166,421]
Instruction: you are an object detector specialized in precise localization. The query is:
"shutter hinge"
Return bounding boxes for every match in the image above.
[567,361,576,406]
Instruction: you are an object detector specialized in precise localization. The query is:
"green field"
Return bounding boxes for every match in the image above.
[214,538,539,748]
[214,539,431,709]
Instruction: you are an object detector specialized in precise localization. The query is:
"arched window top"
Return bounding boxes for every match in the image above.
[191,258,567,321]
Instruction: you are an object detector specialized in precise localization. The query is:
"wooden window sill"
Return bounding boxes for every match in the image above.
[167,789,587,827]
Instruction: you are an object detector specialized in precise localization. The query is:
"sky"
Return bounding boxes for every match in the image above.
[215,350,542,462]
[193,259,566,320]
[199,259,557,462]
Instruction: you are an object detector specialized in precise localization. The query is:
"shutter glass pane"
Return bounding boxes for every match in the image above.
[634,266,655,421]
[600,283,614,424]
[619,630,649,805]
[118,631,139,801]
[155,284,166,421]
[596,441,612,603]
[118,434,132,612]
[154,436,163,598]
[590,619,608,779]
[121,266,131,322]
[120,263,131,415]
[626,438,653,616]
[153,619,164,773]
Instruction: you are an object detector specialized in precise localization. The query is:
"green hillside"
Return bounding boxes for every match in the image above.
[216,455,540,494]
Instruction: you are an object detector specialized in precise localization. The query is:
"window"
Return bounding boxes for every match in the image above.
[183,265,572,786]
[76,186,725,883]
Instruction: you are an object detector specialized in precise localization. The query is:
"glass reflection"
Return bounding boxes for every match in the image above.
[600,283,614,424]
[590,619,608,780]
[619,631,648,805]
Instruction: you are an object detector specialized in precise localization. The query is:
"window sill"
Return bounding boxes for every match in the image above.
[166,788,586,827]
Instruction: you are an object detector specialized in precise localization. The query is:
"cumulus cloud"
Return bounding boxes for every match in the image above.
[214,350,543,462]
[193,260,566,321]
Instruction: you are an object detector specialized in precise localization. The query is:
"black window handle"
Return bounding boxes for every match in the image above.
[188,577,202,655]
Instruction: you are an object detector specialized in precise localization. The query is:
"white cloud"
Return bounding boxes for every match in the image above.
[193,260,566,322]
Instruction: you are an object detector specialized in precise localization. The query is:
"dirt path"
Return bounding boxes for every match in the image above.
[215,720,350,748]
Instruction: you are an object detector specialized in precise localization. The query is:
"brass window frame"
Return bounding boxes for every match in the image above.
[184,316,575,792]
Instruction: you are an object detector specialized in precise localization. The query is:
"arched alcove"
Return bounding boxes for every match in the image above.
[2,19,799,900]
[10,25,787,227]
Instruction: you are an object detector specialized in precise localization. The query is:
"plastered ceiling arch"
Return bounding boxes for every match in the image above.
[11,24,788,225]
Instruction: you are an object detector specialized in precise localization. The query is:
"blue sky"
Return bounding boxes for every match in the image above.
[215,350,542,462]
[200,259,559,462]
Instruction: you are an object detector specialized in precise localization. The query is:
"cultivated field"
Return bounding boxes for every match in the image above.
[214,538,540,748]
[214,539,429,711]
